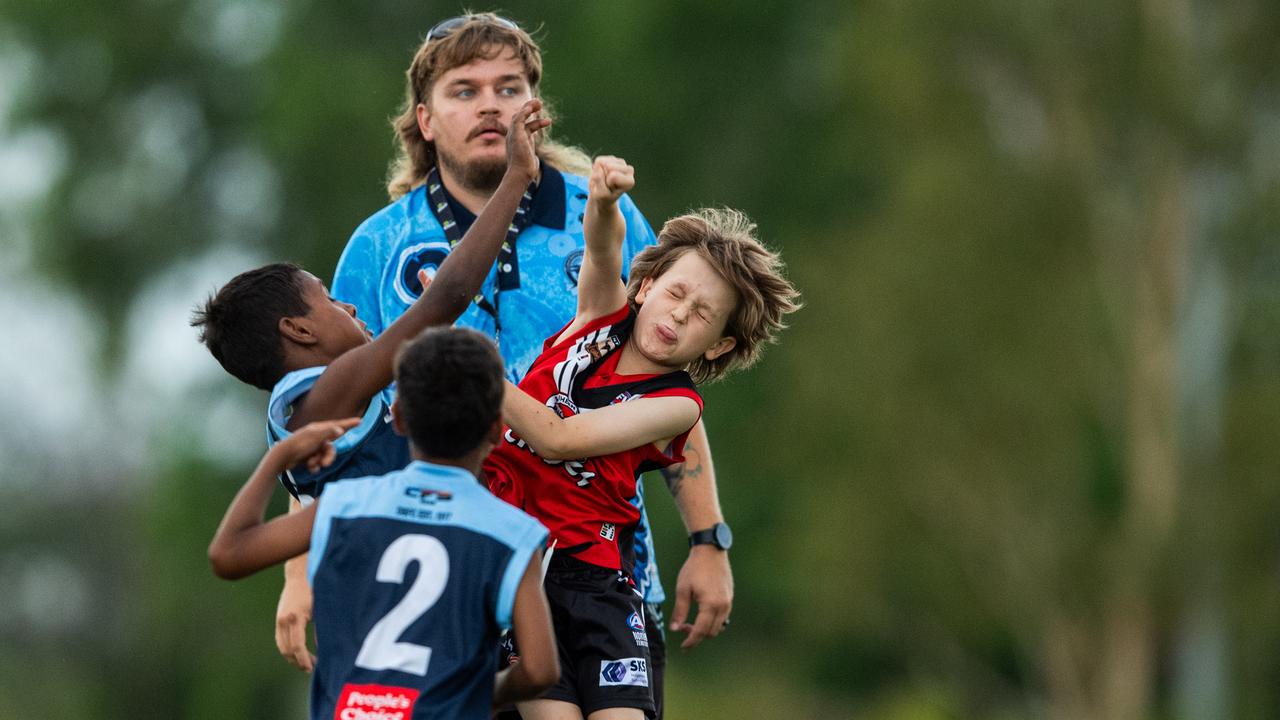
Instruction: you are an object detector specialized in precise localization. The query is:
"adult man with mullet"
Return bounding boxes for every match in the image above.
[275,13,734,717]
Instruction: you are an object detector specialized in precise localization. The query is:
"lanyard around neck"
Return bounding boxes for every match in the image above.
[426,165,537,334]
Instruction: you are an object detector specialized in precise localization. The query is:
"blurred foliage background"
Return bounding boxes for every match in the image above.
[2,1,1279,718]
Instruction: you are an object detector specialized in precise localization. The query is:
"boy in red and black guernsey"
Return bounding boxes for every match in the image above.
[484,156,801,720]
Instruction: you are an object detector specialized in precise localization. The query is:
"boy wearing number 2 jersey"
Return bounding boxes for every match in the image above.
[208,328,559,719]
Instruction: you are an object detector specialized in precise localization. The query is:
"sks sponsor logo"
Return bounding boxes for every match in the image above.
[334,683,419,720]
[599,658,649,687]
[403,487,453,504]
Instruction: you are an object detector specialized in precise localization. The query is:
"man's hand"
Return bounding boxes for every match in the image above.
[506,98,550,182]
[275,570,315,672]
[669,544,733,650]
[272,418,361,473]
[588,155,635,205]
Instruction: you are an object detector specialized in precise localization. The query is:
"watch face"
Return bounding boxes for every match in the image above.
[714,523,733,550]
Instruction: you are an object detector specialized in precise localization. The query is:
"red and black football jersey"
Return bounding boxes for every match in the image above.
[485,304,702,571]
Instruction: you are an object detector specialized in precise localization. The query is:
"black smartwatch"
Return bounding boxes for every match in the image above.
[688,522,733,551]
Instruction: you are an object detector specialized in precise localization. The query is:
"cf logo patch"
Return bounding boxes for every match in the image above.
[403,487,453,504]
[393,241,451,304]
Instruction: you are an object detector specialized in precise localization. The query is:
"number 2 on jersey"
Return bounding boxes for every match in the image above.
[354,534,449,676]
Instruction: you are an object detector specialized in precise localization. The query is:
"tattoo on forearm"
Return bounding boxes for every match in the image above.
[661,464,685,498]
[662,446,703,498]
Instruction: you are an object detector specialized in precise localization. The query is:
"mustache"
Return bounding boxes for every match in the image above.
[467,121,507,140]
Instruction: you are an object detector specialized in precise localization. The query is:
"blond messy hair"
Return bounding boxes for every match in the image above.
[626,208,802,384]
[386,12,591,199]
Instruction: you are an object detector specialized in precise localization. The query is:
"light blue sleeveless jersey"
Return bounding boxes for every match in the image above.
[308,461,547,720]
[266,367,409,500]
[333,168,670,605]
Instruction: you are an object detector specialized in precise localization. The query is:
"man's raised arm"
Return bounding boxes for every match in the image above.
[662,419,733,650]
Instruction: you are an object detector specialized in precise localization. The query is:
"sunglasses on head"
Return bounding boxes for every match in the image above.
[427,14,521,41]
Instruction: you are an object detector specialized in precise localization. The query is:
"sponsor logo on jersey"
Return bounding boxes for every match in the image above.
[403,487,453,504]
[335,683,420,720]
[600,523,616,541]
[627,611,644,632]
[562,459,596,487]
[502,428,599,487]
[599,658,649,687]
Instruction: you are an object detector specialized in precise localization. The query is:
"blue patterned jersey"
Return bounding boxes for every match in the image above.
[333,168,670,604]
[307,461,547,720]
[266,367,410,499]
[332,168,655,384]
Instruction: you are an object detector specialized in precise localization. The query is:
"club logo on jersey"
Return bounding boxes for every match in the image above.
[600,523,616,541]
[547,392,579,419]
[393,241,451,304]
[629,612,650,648]
[403,487,453,504]
[335,683,420,720]
[599,658,649,687]
[564,249,583,286]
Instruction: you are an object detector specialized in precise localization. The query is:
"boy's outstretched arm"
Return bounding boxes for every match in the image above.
[493,550,559,707]
[208,418,360,579]
[289,99,551,428]
[503,381,700,461]
[553,156,634,344]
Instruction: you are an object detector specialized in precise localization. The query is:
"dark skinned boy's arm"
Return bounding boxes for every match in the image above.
[290,100,549,428]
[209,418,359,579]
